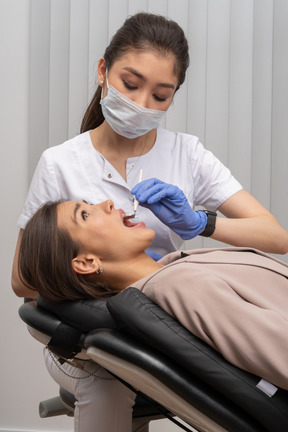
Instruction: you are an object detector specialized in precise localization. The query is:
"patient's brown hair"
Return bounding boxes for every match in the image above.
[19,201,120,302]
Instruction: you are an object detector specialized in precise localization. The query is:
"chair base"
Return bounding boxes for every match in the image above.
[39,395,74,418]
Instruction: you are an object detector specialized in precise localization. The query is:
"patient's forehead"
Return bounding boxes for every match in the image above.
[57,201,79,227]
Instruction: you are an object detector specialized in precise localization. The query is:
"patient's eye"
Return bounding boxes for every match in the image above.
[81,210,88,221]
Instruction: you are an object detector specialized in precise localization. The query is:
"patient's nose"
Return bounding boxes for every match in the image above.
[103,200,114,213]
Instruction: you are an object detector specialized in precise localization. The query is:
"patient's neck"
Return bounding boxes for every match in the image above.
[103,253,163,291]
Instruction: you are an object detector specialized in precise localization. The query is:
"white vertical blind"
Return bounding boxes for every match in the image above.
[88,0,109,101]
[252,0,274,210]
[49,0,70,146]
[228,0,254,190]
[271,0,288,235]
[68,0,90,137]
[29,0,50,177]
[29,0,288,258]
[205,0,230,165]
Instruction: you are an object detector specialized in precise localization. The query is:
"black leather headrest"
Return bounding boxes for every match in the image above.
[37,296,117,332]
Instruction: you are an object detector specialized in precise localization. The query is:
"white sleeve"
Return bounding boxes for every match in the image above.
[191,140,242,210]
[18,149,61,228]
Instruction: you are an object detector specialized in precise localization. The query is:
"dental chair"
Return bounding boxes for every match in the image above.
[19,296,169,432]
[19,287,288,432]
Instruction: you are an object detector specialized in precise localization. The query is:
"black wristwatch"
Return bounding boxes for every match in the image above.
[199,210,217,237]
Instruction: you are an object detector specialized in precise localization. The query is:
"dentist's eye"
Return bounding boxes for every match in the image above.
[153,94,167,102]
[81,210,88,221]
[123,80,137,90]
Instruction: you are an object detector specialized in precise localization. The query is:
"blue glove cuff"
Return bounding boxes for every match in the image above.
[145,250,163,261]
[179,210,207,240]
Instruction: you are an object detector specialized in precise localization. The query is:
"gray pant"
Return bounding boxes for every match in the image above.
[44,347,136,432]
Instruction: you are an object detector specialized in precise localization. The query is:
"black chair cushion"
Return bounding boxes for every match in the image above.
[19,296,117,358]
[37,296,117,331]
[106,287,288,432]
[86,328,263,432]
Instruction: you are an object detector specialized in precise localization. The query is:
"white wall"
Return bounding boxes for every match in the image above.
[0,1,73,431]
[1,1,288,431]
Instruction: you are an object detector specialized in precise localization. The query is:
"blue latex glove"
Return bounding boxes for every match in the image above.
[145,250,163,261]
[132,178,207,240]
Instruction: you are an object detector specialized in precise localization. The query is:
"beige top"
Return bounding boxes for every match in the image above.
[132,247,288,389]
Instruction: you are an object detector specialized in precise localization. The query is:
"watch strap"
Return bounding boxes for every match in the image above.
[199,210,217,237]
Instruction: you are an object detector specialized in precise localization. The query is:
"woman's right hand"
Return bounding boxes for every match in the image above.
[132,178,207,240]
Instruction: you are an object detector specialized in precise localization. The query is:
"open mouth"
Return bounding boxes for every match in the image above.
[119,209,146,229]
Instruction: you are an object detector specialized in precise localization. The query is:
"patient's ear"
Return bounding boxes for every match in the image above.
[72,254,100,275]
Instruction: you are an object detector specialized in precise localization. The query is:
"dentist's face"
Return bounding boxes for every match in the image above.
[99,50,179,111]
[57,200,155,260]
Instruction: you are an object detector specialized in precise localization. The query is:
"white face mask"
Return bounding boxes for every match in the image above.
[100,76,166,139]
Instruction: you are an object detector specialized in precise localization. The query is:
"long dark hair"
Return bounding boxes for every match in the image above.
[80,12,189,133]
[18,202,120,302]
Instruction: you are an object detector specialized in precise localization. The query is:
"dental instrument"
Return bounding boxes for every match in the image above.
[133,169,143,215]
[123,169,143,220]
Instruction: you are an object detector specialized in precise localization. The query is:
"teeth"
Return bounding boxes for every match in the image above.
[123,214,135,221]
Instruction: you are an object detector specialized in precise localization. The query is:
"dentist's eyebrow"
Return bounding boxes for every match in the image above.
[123,67,175,89]
[123,67,144,79]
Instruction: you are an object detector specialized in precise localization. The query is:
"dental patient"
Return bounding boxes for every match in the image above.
[19,199,288,390]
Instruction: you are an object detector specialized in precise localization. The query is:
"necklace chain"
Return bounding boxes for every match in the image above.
[97,128,149,179]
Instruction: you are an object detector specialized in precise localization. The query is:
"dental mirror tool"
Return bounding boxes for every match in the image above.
[123,169,143,220]
[133,168,143,216]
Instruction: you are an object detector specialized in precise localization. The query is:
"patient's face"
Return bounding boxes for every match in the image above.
[57,200,155,259]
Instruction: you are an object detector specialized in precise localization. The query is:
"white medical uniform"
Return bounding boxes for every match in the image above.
[19,128,242,432]
[19,128,242,256]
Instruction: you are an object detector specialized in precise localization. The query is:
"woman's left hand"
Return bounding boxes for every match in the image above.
[132,178,207,239]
